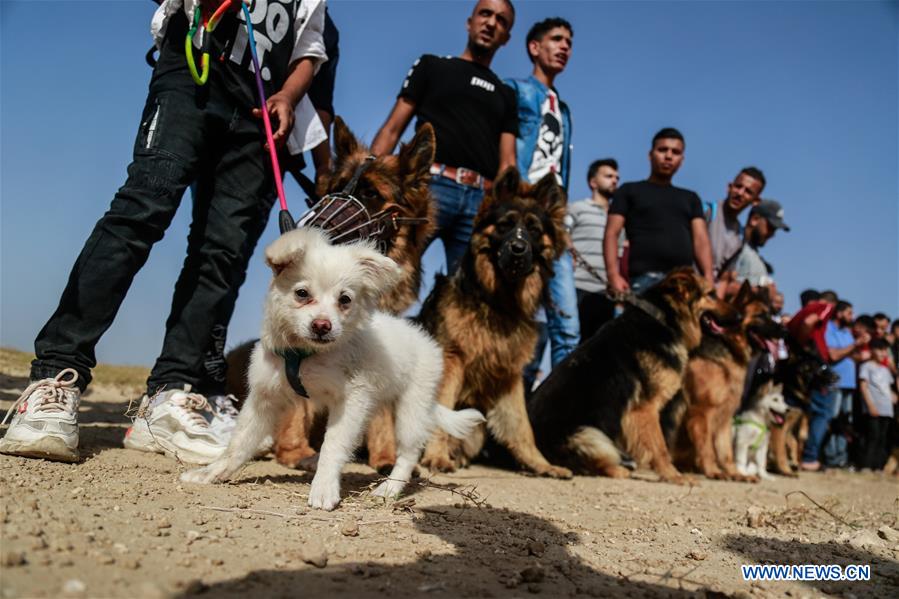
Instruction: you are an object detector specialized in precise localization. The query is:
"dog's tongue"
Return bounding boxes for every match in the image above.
[764,339,780,356]
[708,318,725,335]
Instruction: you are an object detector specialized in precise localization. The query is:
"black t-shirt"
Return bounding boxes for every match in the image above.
[153,3,300,112]
[609,180,704,278]
[399,54,518,178]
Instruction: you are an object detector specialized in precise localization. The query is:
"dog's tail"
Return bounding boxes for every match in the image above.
[434,405,486,439]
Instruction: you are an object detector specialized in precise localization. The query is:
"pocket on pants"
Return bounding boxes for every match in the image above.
[136,97,163,152]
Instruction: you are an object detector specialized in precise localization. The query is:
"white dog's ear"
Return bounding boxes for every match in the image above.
[265,229,309,276]
[353,246,403,297]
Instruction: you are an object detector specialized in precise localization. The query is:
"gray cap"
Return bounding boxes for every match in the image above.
[750,199,790,231]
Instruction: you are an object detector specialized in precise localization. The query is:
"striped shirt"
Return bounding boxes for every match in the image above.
[569,199,615,293]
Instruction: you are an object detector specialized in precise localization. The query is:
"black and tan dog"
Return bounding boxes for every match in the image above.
[664,282,785,481]
[528,268,726,484]
[417,168,573,479]
[226,116,437,470]
[768,348,838,476]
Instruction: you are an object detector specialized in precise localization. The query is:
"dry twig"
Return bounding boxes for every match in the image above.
[784,490,859,529]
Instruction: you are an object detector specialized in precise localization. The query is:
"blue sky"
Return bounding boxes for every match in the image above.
[1,0,897,368]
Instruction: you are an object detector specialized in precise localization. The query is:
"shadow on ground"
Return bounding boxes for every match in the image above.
[722,534,899,596]
[175,506,709,598]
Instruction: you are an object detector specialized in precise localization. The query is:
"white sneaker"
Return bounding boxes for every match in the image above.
[124,390,224,464]
[0,369,81,462]
[208,394,240,443]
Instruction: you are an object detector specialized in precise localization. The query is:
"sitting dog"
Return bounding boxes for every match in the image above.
[665,282,785,481]
[226,117,438,471]
[733,382,787,480]
[183,229,484,510]
[417,168,572,479]
[528,268,727,484]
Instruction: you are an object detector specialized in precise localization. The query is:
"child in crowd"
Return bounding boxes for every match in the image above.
[858,338,897,470]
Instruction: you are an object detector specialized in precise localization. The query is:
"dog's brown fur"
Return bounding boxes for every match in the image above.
[226,117,437,470]
[529,268,727,483]
[417,168,573,478]
[667,283,778,481]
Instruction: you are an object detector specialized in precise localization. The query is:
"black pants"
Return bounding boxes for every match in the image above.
[859,415,893,470]
[32,83,274,394]
[576,288,616,344]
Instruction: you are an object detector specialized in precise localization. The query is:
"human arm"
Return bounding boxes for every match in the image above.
[370,98,417,156]
[827,331,869,363]
[256,57,317,147]
[497,132,517,177]
[691,217,714,284]
[604,214,628,294]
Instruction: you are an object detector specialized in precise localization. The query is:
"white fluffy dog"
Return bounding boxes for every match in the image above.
[733,383,787,481]
[181,228,484,510]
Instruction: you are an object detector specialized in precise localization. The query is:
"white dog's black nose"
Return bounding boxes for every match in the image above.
[312,319,332,337]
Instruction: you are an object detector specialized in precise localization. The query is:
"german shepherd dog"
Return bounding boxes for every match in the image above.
[768,347,838,475]
[417,168,573,479]
[226,117,437,469]
[664,283,785,481]
[528,268,726,484]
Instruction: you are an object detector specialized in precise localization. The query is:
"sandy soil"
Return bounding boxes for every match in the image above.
[1,356,898,599]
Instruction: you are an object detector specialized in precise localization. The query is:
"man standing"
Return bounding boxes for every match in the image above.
[371,0,518,272]
[505,17,578,375]
[604,128,713,294]
[569,158,620,340]
[820,301,866,469]
[707,167,766,276]
[719,199,790,295]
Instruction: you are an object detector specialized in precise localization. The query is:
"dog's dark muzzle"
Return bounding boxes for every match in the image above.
[497,226,534,280]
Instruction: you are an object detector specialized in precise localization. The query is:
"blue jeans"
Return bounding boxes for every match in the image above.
[823,387,854,467]
[630,271,665,295]
[544,252,580,365]
[802,387,837,464]
[427,175,484,273]
[523,252,580,390]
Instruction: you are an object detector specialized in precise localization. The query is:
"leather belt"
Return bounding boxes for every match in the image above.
[430,163,493,191]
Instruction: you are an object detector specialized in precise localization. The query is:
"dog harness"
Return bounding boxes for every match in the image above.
[732,417,768,451]
[274,348,315,398]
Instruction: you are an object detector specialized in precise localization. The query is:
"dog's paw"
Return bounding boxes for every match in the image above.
[602,465,631,479]
[180,461,229,484]
[659,471,696,486]
[297,452,319,473]
[371,479,407,500]
[421,452,457,473]
[308,475,341,511]
[535,464,573,480]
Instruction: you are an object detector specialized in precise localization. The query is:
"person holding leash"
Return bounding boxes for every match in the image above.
[0,0,327,463]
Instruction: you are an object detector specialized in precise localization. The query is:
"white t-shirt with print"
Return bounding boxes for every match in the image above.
[527,89,564,185]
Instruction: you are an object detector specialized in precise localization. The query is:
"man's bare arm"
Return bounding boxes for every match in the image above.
[604,214,628,293]
[497,132,517,177]
[371,98,417,156]
[691,217,714,283]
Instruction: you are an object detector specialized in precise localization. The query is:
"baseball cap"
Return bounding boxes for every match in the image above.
[750,199,790,231]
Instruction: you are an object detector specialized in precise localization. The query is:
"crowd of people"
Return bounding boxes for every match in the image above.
[1,0,896,478]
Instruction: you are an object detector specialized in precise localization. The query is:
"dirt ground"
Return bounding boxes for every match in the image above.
[1,351,898,598]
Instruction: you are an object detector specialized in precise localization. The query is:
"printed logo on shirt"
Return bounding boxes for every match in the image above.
[222,0,295,82]
[527,91,564,184]
[470,76,496,92]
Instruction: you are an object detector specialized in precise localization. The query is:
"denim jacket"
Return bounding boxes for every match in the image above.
[504,75,572,191]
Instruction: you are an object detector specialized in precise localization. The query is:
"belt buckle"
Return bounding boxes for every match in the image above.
[456,167,479,188]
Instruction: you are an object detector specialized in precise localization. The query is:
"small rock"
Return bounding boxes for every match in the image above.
[178,579,207,595]
[340,519,359,537]
[520,565,545,583]
[690,528,702,536]
[97,554,115,565]
[526,540,546,557]
[69,487,84,498]
[687,550,708,561]
[186,530,202,544]
[745,506,767,529]
[878,526,899,543]
[1,551,26,567]
[301,544,328,568]
[121,558,141,570]
[838,529,883,550]
[156,518,172,529]
[671,517,685,527]
[62,579,86,595]
[416,549,433,561]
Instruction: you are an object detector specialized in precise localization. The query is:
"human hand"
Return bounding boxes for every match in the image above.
[608,273,629,295]
[253,92,295,148]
